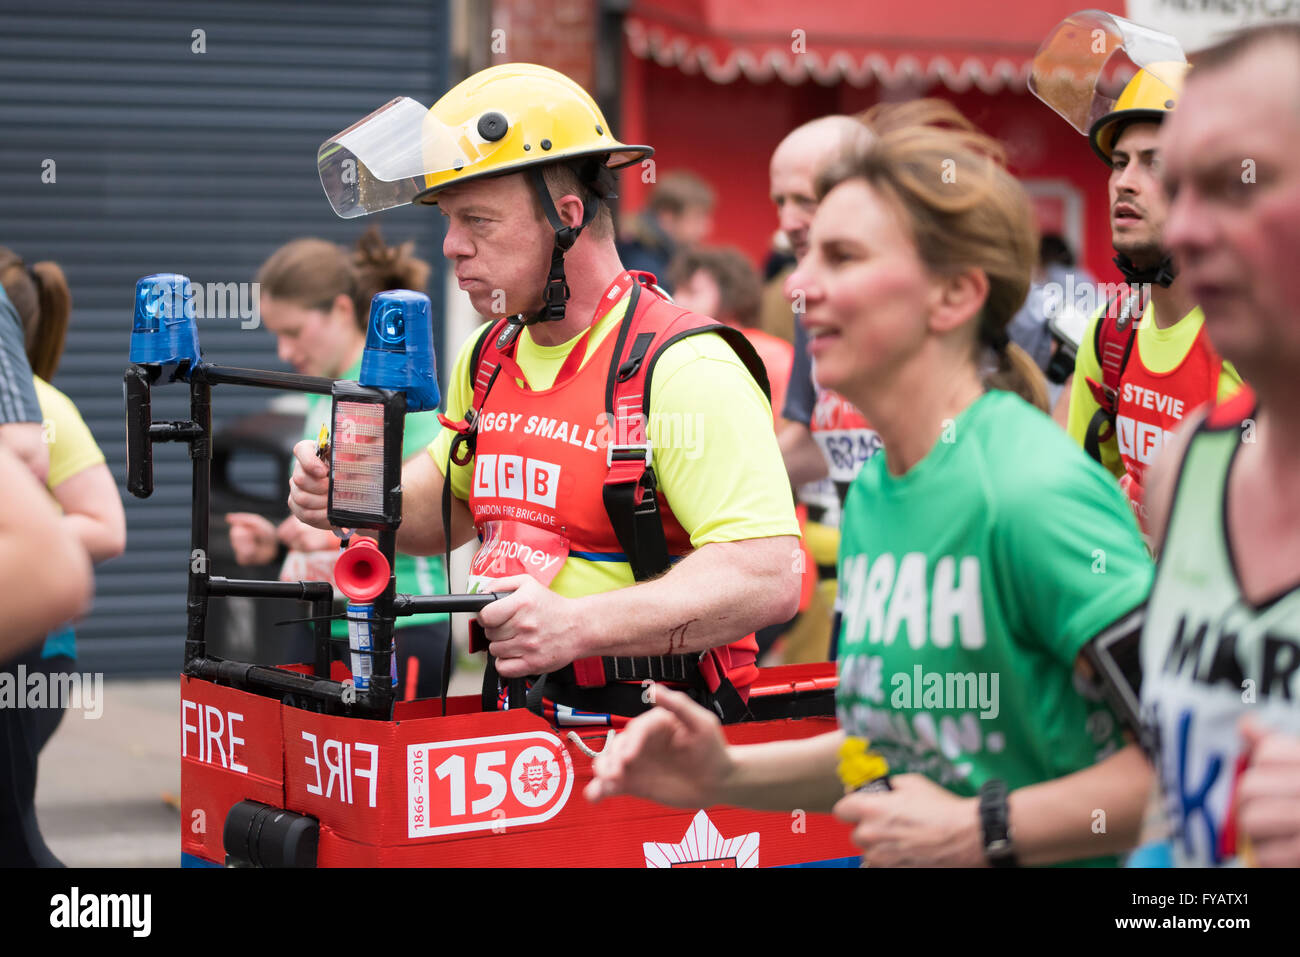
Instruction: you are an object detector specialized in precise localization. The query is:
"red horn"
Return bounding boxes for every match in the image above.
[333,537,391,602]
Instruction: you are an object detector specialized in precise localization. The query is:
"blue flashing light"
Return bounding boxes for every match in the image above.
[129,273,201,372]
[360,290,441,412]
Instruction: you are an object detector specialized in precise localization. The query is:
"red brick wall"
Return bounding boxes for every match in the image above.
[490,0,598,90]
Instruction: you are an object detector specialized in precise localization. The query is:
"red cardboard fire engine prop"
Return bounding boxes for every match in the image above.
[127,274,855,867]
[179,664,852,867]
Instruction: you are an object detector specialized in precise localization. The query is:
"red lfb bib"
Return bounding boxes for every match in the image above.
[466,305,693,561]
[1115,322,1223,529]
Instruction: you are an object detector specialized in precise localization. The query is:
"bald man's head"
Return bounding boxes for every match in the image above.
[770,115,872,260]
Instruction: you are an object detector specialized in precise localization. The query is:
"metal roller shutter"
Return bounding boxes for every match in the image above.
[0,0,450,675]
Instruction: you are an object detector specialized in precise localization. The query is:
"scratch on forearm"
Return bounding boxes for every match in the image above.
[666,618,699,655]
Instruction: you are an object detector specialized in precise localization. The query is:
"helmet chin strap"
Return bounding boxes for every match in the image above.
[517,165,601,327]
[1113,251,1177,288]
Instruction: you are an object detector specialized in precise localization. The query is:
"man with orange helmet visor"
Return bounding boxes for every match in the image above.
[1031,14,1244,538]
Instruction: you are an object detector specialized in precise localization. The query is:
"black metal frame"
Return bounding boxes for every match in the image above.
[125,359,494,720]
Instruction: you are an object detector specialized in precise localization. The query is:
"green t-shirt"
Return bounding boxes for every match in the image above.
[303,357,447,636]
[835,389,1153,865]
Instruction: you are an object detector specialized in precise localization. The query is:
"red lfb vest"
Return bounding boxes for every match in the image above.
[464,277,768,708]
[1115,321,1224,530]
[468,319,692,559]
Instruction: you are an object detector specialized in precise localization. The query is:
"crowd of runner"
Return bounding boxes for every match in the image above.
[2,14,1298,869]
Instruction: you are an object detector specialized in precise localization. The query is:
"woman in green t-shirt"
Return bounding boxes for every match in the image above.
[226,229,450,700]
[586,101,1155,867]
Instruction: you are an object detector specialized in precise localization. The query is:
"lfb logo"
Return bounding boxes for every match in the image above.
[407,731,573,837]
[472,454,560,509]
[1117,415,1175,466]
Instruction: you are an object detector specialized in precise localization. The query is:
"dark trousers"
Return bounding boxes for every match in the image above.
[0,646,69,867]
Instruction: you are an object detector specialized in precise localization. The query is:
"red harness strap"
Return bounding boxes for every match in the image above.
[583,278,769,720]
[1083,290,1142,463]
[459,275,773,721]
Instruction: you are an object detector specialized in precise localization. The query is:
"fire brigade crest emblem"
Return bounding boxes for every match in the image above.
[643,810,760,867]
[517,755,554,798]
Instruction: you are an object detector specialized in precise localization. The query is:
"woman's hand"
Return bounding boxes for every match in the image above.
[226,512,278,565]
[833,773,985,867]
[585,685,733,809]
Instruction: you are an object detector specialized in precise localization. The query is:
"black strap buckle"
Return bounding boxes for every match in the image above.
[632,464,660,511]
[543,274,570,309]
[554,225,580,252]
[449,407,478,467]
[606,442,652,467]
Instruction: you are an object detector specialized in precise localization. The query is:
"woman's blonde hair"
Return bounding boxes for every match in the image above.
[256,226,431,332]
[821,100,1050,411]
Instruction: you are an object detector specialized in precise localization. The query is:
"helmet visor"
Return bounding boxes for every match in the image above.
[318,97,512,218]
[1029,11,1186,136]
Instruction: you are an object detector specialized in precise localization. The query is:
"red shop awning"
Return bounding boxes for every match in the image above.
[626,0,1128,93]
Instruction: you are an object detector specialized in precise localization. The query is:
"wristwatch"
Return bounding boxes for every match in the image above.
[978,779,1018,867]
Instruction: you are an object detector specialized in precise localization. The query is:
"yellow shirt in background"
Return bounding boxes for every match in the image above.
[33,377,106,659]
[429,294,800,598]
[34,377,105,490]
[1065,304,1243,478]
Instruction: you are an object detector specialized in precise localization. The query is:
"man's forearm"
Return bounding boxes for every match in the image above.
[578,536,800,658]
[1007,743,1152,865]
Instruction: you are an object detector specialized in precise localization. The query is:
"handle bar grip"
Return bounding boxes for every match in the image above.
[124,366,154,498]
[391,592,509,615]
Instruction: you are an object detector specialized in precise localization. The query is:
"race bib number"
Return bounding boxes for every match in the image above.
[467,520,569,593]
[812,429,883,484]
[810,386,879,485]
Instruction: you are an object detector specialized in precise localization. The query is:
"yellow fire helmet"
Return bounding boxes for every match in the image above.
[1088,61,1189,166]
[412,62,652,203]
[319,63,651,217]
[319,63,652,323]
